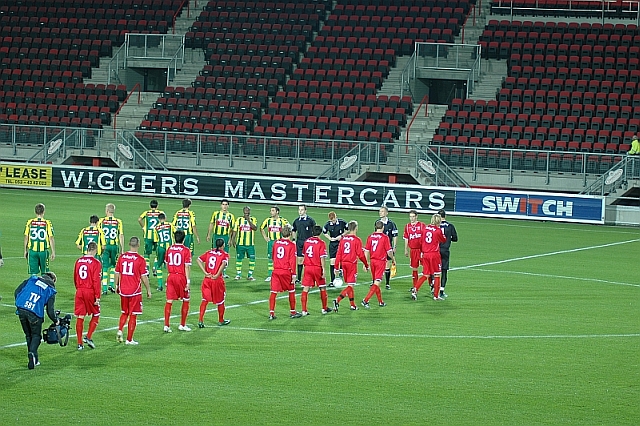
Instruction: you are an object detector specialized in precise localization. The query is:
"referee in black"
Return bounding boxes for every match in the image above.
[438,209,458,298]
[292,204,316,284]
[322,211,348,287]
[377,206,398,290]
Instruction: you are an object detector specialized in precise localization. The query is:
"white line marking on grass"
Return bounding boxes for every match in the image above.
[209,327,640,340]
[473,269,640,288]
[451,239,640,271]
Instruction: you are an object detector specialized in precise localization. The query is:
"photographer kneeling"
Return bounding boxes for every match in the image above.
[15,272,58,369]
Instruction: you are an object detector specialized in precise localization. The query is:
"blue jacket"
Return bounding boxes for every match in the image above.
[15,276,57,320]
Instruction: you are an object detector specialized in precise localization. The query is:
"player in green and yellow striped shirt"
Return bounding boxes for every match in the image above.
[76,215,106,256]
[232,206,257,281]
[153,213,175,292]
[23,203,55,275]
[172,198,200,254]
[206,199,235,278]
[98,203,124,294]
[260,206,289,281]
[138,199,164,271]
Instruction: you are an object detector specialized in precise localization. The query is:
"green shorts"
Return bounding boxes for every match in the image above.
[266,240,274,260]
[156,245,168,269]
[213,234,230,252]
[144,238,156,256]
[102,245,120,271]
[236,244,255,260]
[183,234,194,253]
[28,250,49,275]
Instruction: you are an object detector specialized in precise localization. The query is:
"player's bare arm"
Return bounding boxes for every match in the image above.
[138,216,144,229]
[49,235,56,260]
[23,234,28,258]
[261,228,269,242]
[185,265,191,291]
[142,275,152,298]
[206,221,214,242]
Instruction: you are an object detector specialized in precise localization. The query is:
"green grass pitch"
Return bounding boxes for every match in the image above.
[0,187,638,425]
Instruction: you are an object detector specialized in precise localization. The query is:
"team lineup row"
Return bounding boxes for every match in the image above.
[19,200,457,350]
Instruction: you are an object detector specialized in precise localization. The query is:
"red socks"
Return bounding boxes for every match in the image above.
[301,291,308,311]
[415,275,428,291]
[217,303,225,323]
[127,315,137,341]
[87,316,99,339]
[375,286,383,303]
[164,302,172,327]
[76,318,84,345]
[199,300,208,322]
[320,288,328,310]
[269,292,277,313]
[118,314,127,331]
[288,291,297,313]
[433,275,441,298]
[364,286,377,303]
[180,301,189,326]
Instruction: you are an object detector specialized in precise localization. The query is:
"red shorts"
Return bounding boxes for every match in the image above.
[120,294,143,315]
[409,248,422,269]
[421,252,442,276]
[271,269,294,292]
[339,262,358,285]
[201,277,226,305]
[370,260,386,282]
[74,289,100,317]
[167,274,190,301]
[302,265,326,287]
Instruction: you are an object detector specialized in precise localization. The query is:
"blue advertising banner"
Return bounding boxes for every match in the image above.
[454,189,604,224]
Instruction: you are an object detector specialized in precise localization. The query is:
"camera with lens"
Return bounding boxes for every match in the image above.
[42,310,72,347]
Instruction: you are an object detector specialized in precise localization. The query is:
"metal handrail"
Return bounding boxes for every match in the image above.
[416,145,471,188]
[405,94,429,152]
[112,83,142,134]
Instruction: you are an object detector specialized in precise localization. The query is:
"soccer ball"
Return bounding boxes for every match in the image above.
[333,277,344,288]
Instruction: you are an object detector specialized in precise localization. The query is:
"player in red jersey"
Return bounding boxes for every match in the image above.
[268,225,302,320]
[412,214,447,301]
[362,221,394,308]
[332,220,369,312]
[300,226,332,315]
[403,210,427,287]
[74,242,102,350]
[114,236,151,345]
[163,230,192,332]
[196,238,231,327]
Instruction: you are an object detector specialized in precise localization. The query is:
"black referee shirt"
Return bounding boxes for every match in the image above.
[378,217,398,248]
[323,218,348,240]
[292,215,316,243]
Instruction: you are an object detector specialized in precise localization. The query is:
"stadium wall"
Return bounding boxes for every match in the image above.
[0,162,605,224]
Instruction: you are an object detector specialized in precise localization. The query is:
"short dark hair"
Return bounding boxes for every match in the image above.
[87,241,98,252]
[150,200,158,208]
[90,215,99,224]
[129,236,140,248]
[182,198,192,208]
[272,206,280,213]
[158,213,166,220]
[215,238,225,249]
[375,220,384,230]
[43,271,57,286]
[409,209,418,216]
[35,203,45,215]
[438,209,446,218]
[221,199,229,205]
[347,220,358,232]
[174,230,186,244]
[312,225,323,236]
